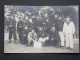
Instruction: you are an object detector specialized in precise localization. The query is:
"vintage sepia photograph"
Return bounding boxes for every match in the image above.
[4,5,79,53]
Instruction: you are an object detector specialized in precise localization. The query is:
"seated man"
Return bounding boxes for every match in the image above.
[27,29,37,46]
[49,25,60,47]
[37,27,49,45]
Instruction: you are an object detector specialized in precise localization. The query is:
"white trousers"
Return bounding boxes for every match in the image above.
[65,34,73,48]
[59,32,64,47]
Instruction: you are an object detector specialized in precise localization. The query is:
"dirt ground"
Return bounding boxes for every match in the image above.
[4,33,79,53]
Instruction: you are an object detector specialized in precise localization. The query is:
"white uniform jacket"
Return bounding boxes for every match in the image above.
[63,21,75,34]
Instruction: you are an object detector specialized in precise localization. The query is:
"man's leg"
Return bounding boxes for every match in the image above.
[69,34,73,49]
[20,31,24,44]
[28,39,31,46]
[9,31,12,43]
[59,32,64,47]
[13,30,17,44]
[19,31,21,43]
[25,35,28,46]
[66,34,70,48]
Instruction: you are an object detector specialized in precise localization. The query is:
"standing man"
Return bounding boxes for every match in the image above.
[23,21,29,45]
[63,16,75,50]
[8,14,17,43]
[17,19,25,44]
[27,29,37,46]
[38,27,49,46]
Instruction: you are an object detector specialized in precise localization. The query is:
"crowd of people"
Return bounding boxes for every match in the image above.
[4,6,76,50]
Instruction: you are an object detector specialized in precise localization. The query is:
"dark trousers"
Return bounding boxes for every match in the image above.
[18,30,24,43]
[9,30,16,42]
[50,39,59,47]
[23,35,28,44]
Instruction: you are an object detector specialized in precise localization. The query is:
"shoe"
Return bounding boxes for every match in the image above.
[60,46,63,47]
[61,46,65,49]
[70,48,73,51]
[28,44,30,46]
[55,46,59,48]
[14,40,17,44]
[8,41,11,43]
[26,44,28,47]
[67,47,70,49]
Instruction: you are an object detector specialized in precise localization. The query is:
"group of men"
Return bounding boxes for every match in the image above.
[5,10,75,50]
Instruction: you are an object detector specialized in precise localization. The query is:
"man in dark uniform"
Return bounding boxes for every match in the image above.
[28,18,35,32]
[37,27,48,46]
[17,19,25,44]
[5,14,11,32]
[43,18,52,36]
[4,16,10,32]
[49,25,60,47]
[23,21,29,45]
[8,14,17,43]
[37,27,45,38]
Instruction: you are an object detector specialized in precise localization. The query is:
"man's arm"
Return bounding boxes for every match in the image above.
[72,22,75,35]
[34,33,38,41]
[17,21,19,33]
[13,20,16,27]
[63,22,66,33]
[28,32,32,40]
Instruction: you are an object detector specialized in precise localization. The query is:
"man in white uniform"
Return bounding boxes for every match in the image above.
[63,17,75,50]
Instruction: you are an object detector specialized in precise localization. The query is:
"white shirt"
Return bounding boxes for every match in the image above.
[63,21,75,34]
[28,32,37,40]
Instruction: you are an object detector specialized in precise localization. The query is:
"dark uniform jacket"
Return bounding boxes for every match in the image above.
[23,24,29,37]
[49,30,60,46]
[17,20,24,32]
[37,31,47,39]
[8,19,16,31]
